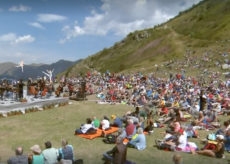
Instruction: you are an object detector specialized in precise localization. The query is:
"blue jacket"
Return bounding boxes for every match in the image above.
[129,134,146,150]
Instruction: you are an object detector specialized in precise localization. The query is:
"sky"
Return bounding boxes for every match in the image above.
[0,0,202,64]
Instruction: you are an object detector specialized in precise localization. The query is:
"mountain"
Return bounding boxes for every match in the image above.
[67,0,230,77]
[0,59,81,80]
[0,62,16,75]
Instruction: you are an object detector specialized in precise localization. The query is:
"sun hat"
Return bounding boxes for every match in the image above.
[111,115,116,119]
[216,134,224,140]
[30,145,41,153]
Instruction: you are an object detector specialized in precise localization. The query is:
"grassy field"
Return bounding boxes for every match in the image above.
[0,97,229,164]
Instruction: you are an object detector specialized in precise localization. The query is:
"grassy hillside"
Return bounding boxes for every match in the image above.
[67,0,230,77]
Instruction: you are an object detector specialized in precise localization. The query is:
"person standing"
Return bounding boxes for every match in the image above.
[68,82,74,97]
[27,78,31,96]
[200,90,207,111]
[18,79,25,99]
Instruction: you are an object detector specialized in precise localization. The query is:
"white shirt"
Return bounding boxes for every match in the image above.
[177,133,187,150]
[194,105,200,112]
[80,124,93,133]
[101,119,110,130]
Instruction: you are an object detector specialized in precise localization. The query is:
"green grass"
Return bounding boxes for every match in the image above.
[0,99,230,164]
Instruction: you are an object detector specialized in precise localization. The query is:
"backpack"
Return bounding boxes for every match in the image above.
[203,143,216,150]
[103,134,116,144]
[85,128,96,134]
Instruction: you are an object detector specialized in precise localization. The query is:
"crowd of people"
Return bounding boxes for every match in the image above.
[5,139,84,164]
[57,68,230,164]
[4,65,230,164]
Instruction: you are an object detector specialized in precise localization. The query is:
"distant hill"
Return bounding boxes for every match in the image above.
[0,59,81,80]
[67,0,230,77]
[0,62,16,75]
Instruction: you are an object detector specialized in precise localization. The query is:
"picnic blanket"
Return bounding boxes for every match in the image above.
[77,127,119,140]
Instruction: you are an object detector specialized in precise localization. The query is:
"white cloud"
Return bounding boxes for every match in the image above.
[9,4,31,12]
[0,33,17,42]
[29,22,45,30]
[60,0,201,43]
[37,14,67,23]
[11,35,35,45]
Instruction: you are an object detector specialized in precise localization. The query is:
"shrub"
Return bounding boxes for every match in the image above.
[119,64,126,71]
[127,32,133,37]
[149,58,156,62]
[197,14,204,21]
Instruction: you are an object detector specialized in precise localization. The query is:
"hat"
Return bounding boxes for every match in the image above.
[216,135,224,140]
[111,115,116,119]
[30,145,41,153]
[178,129,184,135]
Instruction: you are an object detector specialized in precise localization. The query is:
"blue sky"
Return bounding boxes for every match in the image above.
[0,0,201,64]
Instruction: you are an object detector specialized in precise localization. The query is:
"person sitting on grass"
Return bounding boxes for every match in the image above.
[42,141,58,164]
[126,119,136,140]
[103,136,127,164]
[196,111,216,129]
[224,129,230,153]
[191,134,225,158]
[128,128,146,150]
[156,129,187,151]
[28,145,44,164]
[185,121,199,138]
[75,118,93,134]
[92,116,100,130]
[190,102,200,117]
[180,98,190,111]
[111,115,123,128]
[163,121,180,135]
[58,139,75,162]
[100,116,111,131]
[131,107,141,120]
[216,121,230,135]
[175,108,186,122]
[7,146,28,164]
[157,109,175,125]
[171,100,180,110]
[157,105,168,116]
